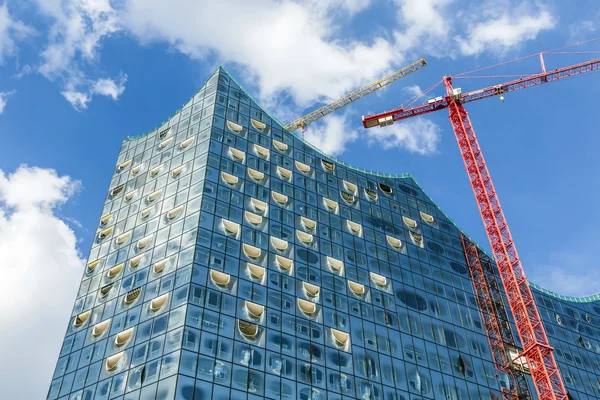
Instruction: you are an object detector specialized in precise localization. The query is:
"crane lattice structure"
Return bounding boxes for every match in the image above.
[284,58,426,132]
[363,54,600,400]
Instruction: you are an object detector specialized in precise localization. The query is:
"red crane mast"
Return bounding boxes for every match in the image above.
[362,55,600,400]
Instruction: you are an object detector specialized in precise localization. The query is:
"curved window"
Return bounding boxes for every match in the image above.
[420,211,434,223]
[99,283,113,298]
[150,293,169,311]
[276,255,293,271]
[226,120,243,133]
[125,189,137,201]
[340,191,356,205]
[378,182,393,195]
[159,137,173,149]
[180,137,194,149]
[326,256,343,272]
[273,139,288,152]
[348,280,365,296]
[137,235,153,249]
[346,220,362,236]
[251,118,266,130]
[244,211,263,225]
[229,147,245,162]
[132,164,142,175]
[154,259,168,274]
[296,230,313,244]
[303,282,320,297]
[365,188,378,202]
[247,263,266,280]
[245,301,265,318]
[295,161,311,174]
[323,197,339,213]
[105,352,123,371]
[403,216,418,229]
[210,270,231,287]
[343,181,357,195]
[115,327,134,346]
[147,189,161,202]
[321,159,335,172]
[140,206,153,219]
[270,236,289,252]
[277,166,292,180]
[98,226,113,240]
[247,168,265,181]
[150,164,163,177]
[409,231,423,245]
[87,258,102,273]
[92,319,111,337]
[251,198,268,214]
[386,235,402,249]
[238,320,259,339]
[107,263,124,278]
[117,159,132,171]
[370,272,387,287]
[222,219,240,235]
[298,299,316,315]
[167,205,184,219]
[171,165,185,177]
[221,171,239,185]
[243,244,261,259]
[130,254,144,269]
[100,213,113,226]
[331,328,349,346]
[254,144,270,158]
[73,310,91,327]
[301,216,316,231]
[124,287,142,305]
[111,184,125,197]
[272,191,288,205]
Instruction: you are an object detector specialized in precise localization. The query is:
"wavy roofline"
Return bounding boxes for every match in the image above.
[124,65,599,303]
[411,177,600,303]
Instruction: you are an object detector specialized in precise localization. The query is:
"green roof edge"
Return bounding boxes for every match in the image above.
[410,177,600,304]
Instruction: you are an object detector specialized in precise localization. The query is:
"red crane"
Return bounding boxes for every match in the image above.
[363,55,600,400]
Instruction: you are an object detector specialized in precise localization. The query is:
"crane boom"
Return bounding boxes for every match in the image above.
[285,58,427,132]
[362,56,600,128]
[360,54,600,400]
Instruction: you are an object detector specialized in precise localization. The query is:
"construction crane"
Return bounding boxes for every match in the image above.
[363,54,600,400]
[284,58,426,132]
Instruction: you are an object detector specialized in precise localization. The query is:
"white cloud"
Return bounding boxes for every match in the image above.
[0,166,83,400]
[366,118,440,154]
[568,19,596,41]
[531,250,600,297]
[61,90,91,110]
[61,74,127,110]
[92,73,127,100]
[0,89,16,114]
[303,112,360,156]
[33,0,124,109]
[456,3,555,56]
[27,0,558,148]
[120,0,400,107]
[0,2,34,63]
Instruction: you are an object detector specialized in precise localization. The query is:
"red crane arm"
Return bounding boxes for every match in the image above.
[362,57,600,128]
[359,53,600,399]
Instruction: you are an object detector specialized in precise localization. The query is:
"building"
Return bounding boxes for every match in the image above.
[47,67,600,400]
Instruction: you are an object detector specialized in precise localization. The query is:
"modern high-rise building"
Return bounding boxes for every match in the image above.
[47,68,600,400]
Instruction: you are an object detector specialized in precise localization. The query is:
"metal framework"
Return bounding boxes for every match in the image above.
[362,56,600,128]
[462,235,528,400]
[360,54,600,400]
[284,58,426,132]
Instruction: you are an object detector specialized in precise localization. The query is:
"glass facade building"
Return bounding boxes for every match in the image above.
[47,68,600,400]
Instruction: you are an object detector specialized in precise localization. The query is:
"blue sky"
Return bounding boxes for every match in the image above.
[0,0,599,398]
